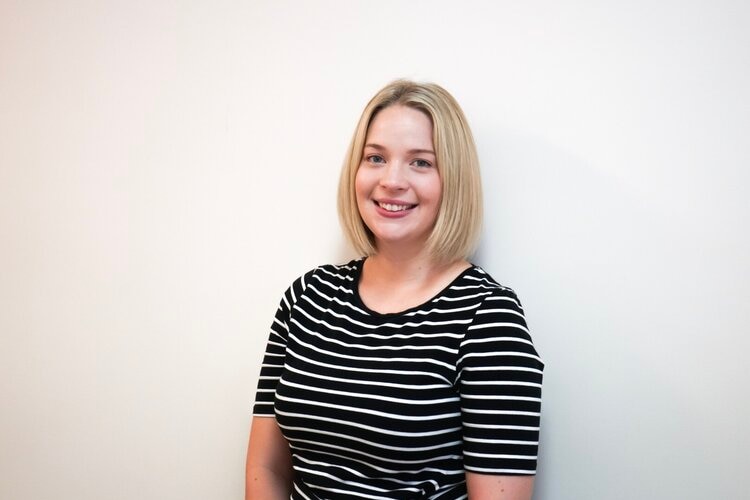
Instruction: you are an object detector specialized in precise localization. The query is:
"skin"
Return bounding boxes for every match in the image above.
[245,417,293,500]
[245,104,535,499]
[466,472,535,500]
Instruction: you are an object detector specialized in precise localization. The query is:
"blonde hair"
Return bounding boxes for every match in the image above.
[337,79,483,263]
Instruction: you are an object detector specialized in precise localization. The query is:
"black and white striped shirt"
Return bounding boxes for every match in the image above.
[253,259,543,500]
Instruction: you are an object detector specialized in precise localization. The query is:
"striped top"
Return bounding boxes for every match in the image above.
[253,259,543,500]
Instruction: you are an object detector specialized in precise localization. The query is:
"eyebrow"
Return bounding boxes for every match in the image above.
[364,143,436,156]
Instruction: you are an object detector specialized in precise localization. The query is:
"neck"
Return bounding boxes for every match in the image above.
[358,242,472,315]
[365,241,451,286]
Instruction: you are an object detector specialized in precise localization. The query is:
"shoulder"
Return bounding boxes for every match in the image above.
[281,258,362,307]
[461,265,525,310]
[311,259,361,285]
[460,266,535,346]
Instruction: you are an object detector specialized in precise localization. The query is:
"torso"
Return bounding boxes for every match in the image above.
[252,258,543,499]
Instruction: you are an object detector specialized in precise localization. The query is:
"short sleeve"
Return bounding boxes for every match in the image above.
[457,290,544,475]
[252,269,315,416]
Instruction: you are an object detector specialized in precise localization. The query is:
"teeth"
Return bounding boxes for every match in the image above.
[379,202,412,212]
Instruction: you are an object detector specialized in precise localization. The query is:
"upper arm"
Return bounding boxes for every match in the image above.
[253,269,317,416]
[466,472,534,500]
[246,416,293,478]
[247,273,315,498]
[458,291,544,478]
[245,417,294,499]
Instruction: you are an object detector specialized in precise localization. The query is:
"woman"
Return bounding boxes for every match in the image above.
[246,80,544,499]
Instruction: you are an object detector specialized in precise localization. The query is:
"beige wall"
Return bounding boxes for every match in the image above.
[1,1,748,498]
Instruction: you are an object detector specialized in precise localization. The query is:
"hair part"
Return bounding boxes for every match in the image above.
[337,79,483,264]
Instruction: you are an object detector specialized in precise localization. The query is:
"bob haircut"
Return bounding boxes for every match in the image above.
[337,79,483,264]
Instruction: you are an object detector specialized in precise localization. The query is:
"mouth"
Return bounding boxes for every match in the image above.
[375,200,417,212]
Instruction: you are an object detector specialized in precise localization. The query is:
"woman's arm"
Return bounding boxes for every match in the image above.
[466,472,534,500]
[459,289,543,500]
[245,416,294,500]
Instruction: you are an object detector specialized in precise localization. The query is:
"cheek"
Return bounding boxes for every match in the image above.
[354,169,364,194]
[354,168,370,212]
[354,167,376,199]
[420,174,442,206]
[422,176,442,223]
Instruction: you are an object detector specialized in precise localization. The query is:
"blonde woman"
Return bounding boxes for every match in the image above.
[246,80,544,500]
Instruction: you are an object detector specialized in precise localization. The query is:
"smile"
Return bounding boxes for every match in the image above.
[376,201,416,212]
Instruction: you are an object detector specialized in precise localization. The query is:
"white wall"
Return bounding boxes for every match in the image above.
[1,1,748,498]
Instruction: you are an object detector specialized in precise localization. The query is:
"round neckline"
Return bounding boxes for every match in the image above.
[351,257,478,317]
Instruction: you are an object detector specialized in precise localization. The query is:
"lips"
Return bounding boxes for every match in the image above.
[376,201,417,212]
[372,199,417,218]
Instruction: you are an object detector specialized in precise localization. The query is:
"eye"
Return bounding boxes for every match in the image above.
[412,159,433,168]
[367,154,385,164]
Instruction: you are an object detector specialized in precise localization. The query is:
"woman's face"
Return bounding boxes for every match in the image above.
[355,105,442,253]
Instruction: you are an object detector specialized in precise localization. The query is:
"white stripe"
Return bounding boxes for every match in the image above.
[475,308,525,319]
[297,298,464,341]
[466,322,530,334]
[284,363,450,391]
[308,283,370,315]
[464,451,537,460]
[280,378,460,406]
[336,262,359,271]
[308,283,482,319]
[463,422,540,431]
[463,437,538,445]
[465,465,536,474]
[461,365,543,375]
[318,266,356,282]
[291,444,465,477]
[276,409,460,438]
[404,302,482,317]
[463,274,490,283]
[312,275,354,295]
[460,336,534,348]
[288,437,462,465]
[299,295,473,330]
[434,291,491,302]
[264,338,285,349]
[484,295,523,307]
[297,467,421,494]
[286,348,452,384]
[461,408,540,416]
[461,380,541,388]
[289,331,455,371]
[291,315,459,355]
[293,482,313,500]
[279,424,461,453]
[461,394,541,402]
[260,363,283,370]
[458,350,543,364]
[276,393,460,421]
[450,284,496,291]
[295,454,440,488]
[304,483,395,500]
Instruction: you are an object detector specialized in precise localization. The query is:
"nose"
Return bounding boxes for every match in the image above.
[379,161,408,191]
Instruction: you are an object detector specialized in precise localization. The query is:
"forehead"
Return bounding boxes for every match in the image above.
[366,105,434,147]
